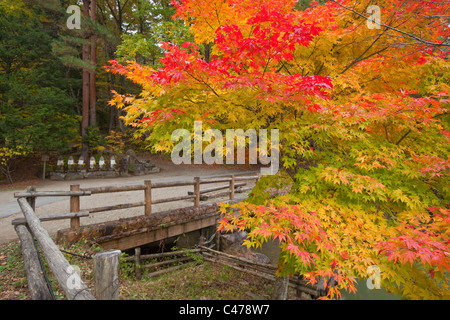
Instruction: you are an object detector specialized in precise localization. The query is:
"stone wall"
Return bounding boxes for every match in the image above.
[49,152,159,180]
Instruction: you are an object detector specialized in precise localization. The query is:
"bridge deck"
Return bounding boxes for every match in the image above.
[56,202,237,251]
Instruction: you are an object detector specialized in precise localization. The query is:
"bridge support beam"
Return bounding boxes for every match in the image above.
[56,201,239,251]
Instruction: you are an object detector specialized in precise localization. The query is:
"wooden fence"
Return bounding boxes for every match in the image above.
[12,174,259,300]
[14,173,259,231]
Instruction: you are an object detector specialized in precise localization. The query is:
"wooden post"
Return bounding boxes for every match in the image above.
[229,175,235,200]
[41,154,49,180]
[194,177,200,207]
[70,185,81,229]
[215,230,221,251]
[144,180,152,216]
[26,186,36,211]
[272,276,289,300]
[135,247,142,280]
[94,250,121,300]
[14,224,53,300]
[42,161,46,180]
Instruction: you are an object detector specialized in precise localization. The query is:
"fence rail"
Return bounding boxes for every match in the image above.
[12,211,90,226]
[13,190,92,198]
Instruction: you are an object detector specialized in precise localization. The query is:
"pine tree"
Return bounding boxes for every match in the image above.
[0,0,80,182]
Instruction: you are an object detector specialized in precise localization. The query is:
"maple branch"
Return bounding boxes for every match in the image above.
[262,57,273,78]
[338,7,402,74]
[183,68,222,98]
[384,124,391,143]
[395,129,412,146]
[419,0,450,5]
[414,15,450,18]
[276,60,292,74]
[329,0,450,47]
[340,46,390,74]
[182,66,258,112]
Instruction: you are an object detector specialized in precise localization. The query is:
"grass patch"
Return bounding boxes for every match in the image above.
[0,239,296,300]
[0,241,28,300]
[119,261,275,300]
[0,239,101,300]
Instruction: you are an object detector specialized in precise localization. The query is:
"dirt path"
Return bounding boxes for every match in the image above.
[0,159,258,244]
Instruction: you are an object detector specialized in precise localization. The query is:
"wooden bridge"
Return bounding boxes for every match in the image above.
[12,173,323,300]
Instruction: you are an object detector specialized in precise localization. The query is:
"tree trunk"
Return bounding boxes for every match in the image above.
[203,43,212,63]
[89,0,97,127]
[108,72,116,133]
[117,76,126,132]
[81,0,90,159]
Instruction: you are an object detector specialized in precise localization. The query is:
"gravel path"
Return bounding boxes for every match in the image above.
[0,160,258,244]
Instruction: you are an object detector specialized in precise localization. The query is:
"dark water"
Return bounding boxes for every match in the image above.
[340,279,400,300]
[256,240,401,300]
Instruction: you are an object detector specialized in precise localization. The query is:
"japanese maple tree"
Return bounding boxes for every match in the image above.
[107,0,450,299]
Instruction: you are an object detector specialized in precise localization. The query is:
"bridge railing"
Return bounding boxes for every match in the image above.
[14,173,260,231]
